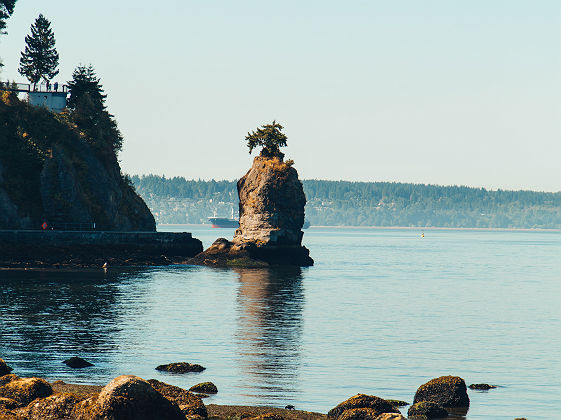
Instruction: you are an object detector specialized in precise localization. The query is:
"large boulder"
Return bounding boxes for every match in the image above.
[407,401,448,418]
[413,376,469,408]
[328,394,400,418]
[19,393,86,420]
[0,358,13,376]
[148,379,207,418]
[72,375,184,420]
[0,377,53,407]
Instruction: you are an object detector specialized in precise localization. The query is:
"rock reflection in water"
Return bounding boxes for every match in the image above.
[234,267,304,404]
[0,270,134,379]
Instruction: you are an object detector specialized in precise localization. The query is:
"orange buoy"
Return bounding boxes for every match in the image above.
[42,222,48,230]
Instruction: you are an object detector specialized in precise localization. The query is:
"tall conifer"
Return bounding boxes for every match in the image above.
[18,14,59,87]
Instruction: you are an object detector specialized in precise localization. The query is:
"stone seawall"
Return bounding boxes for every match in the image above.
[0,230,203,268]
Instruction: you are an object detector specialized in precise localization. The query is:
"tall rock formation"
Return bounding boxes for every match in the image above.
[190,156,313,267]
[234,156,305,246]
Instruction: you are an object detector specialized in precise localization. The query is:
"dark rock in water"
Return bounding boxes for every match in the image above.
[0,377,52,407]
[408,401,448,418]
[63,356,94,369]
[190,156,313,267]
[156,362,206,373]
[469,383,497,390]
[0,358,13,376]
[189,382,218,394]
[327,394,400,418]
[285,404,295,410]
[386,399,408,407]
[72,375,184,420]
[148,379,207,418]
[413,376,470,408]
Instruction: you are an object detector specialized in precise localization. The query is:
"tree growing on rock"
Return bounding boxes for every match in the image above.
[18,14,59,88]
[245,120,287,159]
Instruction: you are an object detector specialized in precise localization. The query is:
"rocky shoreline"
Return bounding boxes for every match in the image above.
[0,355,519,420]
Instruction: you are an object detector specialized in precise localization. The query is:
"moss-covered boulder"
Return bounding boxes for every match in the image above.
[413,376,469,408]
[72,375,184,420]
[327,394,400,418]
[19,393,86,419]
[189,382,218,394]
[148,379,207,418]
[408,401,448,419]
[0,377,52,407]
[0,358,13,376]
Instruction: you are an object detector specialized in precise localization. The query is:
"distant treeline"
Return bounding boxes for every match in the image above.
[130,175,561,229]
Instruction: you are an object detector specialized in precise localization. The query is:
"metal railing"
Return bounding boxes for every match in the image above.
[44,222,96,231]
[0,81,68,93]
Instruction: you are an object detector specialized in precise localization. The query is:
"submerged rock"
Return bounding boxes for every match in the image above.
[0,358,13,376]
[408,401,448,419]
[190,156,313,267]
[63,356,94,369]
[155,362,206,373]
[328,394,400,418]
[413,376,469,408]
[72,375,184,420]
[189,382,218,394]
[469,383,497,390]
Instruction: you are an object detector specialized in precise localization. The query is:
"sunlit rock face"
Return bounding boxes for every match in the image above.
[233,156,306,247]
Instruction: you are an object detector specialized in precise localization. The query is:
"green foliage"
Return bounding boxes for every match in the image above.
[131,175,561,229]
[245,120,287,159]
[67,64,106,111]
[67,64,123,153]
[0,0,16,34]
[18,14,59,86]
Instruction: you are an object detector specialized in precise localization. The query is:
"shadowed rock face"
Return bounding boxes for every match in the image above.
[234,156,305,247]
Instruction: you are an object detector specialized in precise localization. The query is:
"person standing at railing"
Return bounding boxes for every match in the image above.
[54,81,58,92]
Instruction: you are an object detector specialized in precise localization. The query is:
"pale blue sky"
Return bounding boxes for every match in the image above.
[1,1,560,191]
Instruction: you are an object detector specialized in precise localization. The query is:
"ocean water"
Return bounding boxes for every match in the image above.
[1,226,560,419]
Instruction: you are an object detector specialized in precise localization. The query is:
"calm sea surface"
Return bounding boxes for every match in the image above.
[1,226,560,419]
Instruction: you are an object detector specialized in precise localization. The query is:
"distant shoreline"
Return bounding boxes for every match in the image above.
[158,223,561,233]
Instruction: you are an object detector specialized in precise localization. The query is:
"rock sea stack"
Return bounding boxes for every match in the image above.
[413,376,469,408]
[190,156,313,267]
[155,362,206,373]
[328,394,400,418]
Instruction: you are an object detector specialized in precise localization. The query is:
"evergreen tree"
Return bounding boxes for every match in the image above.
[67,64,106,111]
[18,14,59,87]
[67,64,123,153]
[245,120,288,159]
[0,0,16,34]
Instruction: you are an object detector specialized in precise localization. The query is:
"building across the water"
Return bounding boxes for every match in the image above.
[1,81,68,113]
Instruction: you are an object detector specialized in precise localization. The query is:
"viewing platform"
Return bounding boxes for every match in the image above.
[1,81,68,113]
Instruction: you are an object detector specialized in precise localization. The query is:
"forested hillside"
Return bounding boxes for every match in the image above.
[130,175,561,229]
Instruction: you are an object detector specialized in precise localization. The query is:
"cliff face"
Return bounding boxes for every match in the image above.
[234,156,305,246]
[0,92,155,231]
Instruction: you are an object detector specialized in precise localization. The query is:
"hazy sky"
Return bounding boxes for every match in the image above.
[1,1,560,191]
